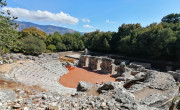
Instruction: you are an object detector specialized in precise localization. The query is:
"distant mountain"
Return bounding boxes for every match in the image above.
[14,21,83,34]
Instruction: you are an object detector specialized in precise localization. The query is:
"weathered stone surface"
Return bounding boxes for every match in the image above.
[97,82,124,93]
[168,70,180,81]
[0,60,3,65]
[84,48,89,55]
[135,72,146,79]
[77,81,93,92]
[52,53,59,59]
[117,62,126,75]
[121,67,132,77]
[0,90,16,102]
[116,77,126,81]
[26,55,33,60]
[38,55,44,58]
[88,56,97,70]
[114,88,137,110]
[100,57,115,74]
[126,70,179,109]
[129,63,146,72]
[79,55,90,67]
[139,94,168,109]
[131,62,151,69]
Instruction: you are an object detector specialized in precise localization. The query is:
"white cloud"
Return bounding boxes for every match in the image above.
[2,7,79,24]
[106,19,116,24]
[83,25,93,28]
[82,18,90,23]
[106,20,110,23]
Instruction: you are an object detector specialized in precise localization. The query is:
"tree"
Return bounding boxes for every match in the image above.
[102,38,110,52]
[21,27,47,40]
[161,13,180,23]
[0,0,20,54]
[47,44,56,51]
[78,40,85,50]
[56,42,66,51]
[0,0,6,7]
[20,36,46,55]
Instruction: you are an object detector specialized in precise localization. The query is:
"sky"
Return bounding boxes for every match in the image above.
[1,0,180,32]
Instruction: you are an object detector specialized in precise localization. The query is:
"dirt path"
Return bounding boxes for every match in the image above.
[59,67,115,88]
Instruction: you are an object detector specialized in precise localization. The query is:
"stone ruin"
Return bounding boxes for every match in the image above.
[79,55,90,67]
[78,55,152,75]
[79,55,180,83]
[79,55,151,75]
[88,56,102,70]
[100,57,116,74]
[79,55,116,74]
[78,55,180,109]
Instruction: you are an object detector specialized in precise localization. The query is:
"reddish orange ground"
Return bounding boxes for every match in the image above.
[59,67,116,88]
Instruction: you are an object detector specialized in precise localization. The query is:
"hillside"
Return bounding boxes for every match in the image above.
[14,21,82,34]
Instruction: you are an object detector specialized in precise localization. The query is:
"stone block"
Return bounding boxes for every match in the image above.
[88,56,96,70]
[88,56,102,70]
[100,57,115,74]
[79,55,90,67]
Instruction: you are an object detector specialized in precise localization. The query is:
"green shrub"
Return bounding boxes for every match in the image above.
[47,44,56,51]
[56,42,66,51]
[21,36,46,55]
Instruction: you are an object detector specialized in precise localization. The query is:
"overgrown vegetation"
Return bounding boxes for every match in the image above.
[84,14,180,61]
[20,36,46,55]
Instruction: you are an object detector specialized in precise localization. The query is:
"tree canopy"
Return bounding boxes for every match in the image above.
[21,27,47,40]
[84,14,180,62]
[0,0,20,54]
[161,13,180,23]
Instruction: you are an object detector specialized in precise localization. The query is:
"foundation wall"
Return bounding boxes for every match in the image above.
[100,58,115,74]
[79,55,90,67]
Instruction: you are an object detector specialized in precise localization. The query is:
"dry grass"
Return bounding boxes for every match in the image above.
[60,56,78,63]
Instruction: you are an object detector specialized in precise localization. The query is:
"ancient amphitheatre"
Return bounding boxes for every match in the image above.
[0,50,179,109]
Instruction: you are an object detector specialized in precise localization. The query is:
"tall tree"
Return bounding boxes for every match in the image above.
[161,13,180,23]
[21,27,47,40]
[0,0,20,54]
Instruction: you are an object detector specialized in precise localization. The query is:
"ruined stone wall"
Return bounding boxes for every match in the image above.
[79,55,90,67]
[79,55,116,74]
[100,58,115,74]
[88,56,96,70]
[88,57,102,70]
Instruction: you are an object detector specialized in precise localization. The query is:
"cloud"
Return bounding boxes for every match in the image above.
[82,18,90,23]
[2,7,79,24]
[83,25,93,28]
[106,19,116,24]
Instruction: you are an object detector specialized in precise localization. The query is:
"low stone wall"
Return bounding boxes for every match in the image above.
[88,56,97,70]
[100,58,115,74]
[88,56,102,70]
